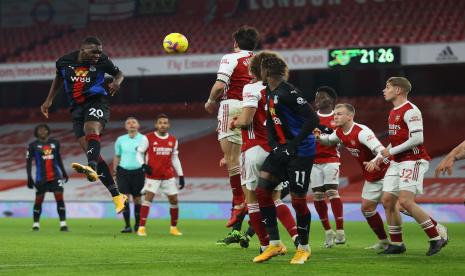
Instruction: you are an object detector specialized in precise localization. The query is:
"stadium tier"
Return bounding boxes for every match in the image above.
[1,0,464,62]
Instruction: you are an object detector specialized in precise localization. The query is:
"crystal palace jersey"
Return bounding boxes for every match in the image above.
[314,111,340,164]
[26,139,63,183]
[241,81,270,152]
[388,101,431,162]
[140,132,179,180]
[334,123,389,182]
[56,51,120,106]
[266,81,319,157]
[216,50,253,101]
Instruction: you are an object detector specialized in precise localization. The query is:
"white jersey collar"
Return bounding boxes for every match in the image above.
[154,132,169,139]
[317,110,334,117]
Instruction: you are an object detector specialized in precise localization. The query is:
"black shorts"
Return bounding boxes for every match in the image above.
[116,166,145,197]
[35,179,64,195]
[261,152,314,195]
[70,97,110,138]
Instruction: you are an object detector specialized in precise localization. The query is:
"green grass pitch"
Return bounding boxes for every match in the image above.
[1,219,464,275]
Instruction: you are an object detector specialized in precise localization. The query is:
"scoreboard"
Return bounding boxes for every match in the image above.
[328,46,401,67]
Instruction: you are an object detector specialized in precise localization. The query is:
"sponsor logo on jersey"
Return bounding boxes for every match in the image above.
[71,68,90,82]
[42,148,54,160]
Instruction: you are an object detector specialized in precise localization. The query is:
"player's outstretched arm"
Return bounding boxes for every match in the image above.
[230,107,256,129]
[108,71,124,96]
[41,75,63,118]
[205,81,225,114]
[435,140,465,177]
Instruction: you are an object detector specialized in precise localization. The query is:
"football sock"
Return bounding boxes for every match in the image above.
[232,211,246,231]
[134,203,141,227]
[245,223,256,238]
[313,192,331,230]
[228,167,244,206]
[97,158,120,197]
[170,204,179,227]
[85,134,101,168]
[388,225,403,245]
[402,210,439,228]
[256,184,280,241]
[139,201,151,227]
[122,201,130,227]
[248,203,270,246]
[327,189,344,230]
[54,192,66,222]
[363,210,387,240]
[275,199,298,238]
[292,196,311,245]
[33,194,44,223]
[420,219,441,240]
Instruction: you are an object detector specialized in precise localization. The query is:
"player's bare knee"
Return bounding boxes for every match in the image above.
[313,191,325,201]
[168,196,178,205]
[398,197,414,211]
[325,189,339,199]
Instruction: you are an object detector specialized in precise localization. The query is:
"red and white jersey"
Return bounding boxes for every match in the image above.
[217,50,253,101]
[388,101,431,162]
[314,111,340,164]
[332,123,389,182]
[138,132,182,180]
[241,80,270,152]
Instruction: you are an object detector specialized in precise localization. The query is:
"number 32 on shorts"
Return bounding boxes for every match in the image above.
[89,108,104,118]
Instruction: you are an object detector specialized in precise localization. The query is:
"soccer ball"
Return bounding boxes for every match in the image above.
[163,33,189,54]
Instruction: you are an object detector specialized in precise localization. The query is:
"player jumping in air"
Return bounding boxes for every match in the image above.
[310,86,345,248]
[253,56,319,264]
[40,36,127,214]
[315,103,391,250]
[229,51,299,254]
[136,114,185,237]
[113,117,146,233]
[26,124,69,231]
[377,77,448,256]
[205,26,259,228]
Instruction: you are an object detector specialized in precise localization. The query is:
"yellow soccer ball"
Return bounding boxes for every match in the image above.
[163,33,189,54]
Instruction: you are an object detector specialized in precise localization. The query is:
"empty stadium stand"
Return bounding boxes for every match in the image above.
[1,0,464,62]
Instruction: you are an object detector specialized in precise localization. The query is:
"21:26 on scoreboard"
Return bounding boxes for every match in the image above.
[328,46,401,67]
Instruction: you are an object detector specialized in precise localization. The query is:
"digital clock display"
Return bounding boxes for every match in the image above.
[328,47,401,67]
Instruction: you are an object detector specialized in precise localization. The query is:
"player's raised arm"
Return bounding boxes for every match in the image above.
[104,58,124,96]
[41,74,63,118]
[435,140,465,177]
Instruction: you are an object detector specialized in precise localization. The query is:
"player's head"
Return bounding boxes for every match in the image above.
[125,117,140,133]
[249,51,278,81]
[315,86,337,110]
[34,124,51,140]
[260,56,288,84]
[80,36,103,64]
[155,113,170,134]
[383,77,412,102]
[333,103,355,127]
[233,25,259,51]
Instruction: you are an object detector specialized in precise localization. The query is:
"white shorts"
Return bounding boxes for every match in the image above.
[383,159,429,196]
[362,179,384,202]
[142,178,178,196]
[217,99,242,144]
[241,145,282,192]
[310,163,340,188]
